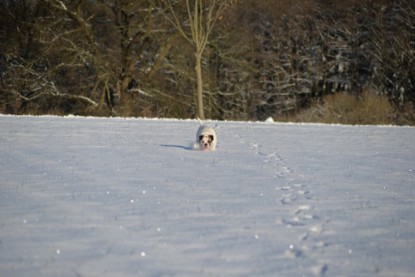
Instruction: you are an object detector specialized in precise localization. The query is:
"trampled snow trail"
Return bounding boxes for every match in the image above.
[1,116,415,277]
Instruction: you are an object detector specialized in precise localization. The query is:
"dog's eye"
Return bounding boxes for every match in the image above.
[199,135,204,141]
[208,135,214,142]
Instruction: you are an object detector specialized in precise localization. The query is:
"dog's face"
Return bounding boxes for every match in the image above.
[197,127,217,151]
[199,133,215,151]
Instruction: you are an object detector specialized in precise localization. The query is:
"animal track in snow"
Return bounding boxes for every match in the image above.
[275,175,330,274]
[239,137,293,179]
[238,134,330,273]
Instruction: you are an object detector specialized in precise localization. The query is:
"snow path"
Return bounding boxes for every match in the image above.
[1,116,415,276]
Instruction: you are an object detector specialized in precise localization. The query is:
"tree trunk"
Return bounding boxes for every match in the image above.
[195,52,205,119]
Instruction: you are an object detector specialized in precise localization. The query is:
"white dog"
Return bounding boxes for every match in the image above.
[194,119,217,151]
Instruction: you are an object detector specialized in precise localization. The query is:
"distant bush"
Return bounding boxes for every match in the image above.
[278,90,401,125]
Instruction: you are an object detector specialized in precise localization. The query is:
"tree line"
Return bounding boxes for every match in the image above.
[1,0,414,122]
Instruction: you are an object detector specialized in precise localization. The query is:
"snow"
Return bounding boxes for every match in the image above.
[1,115,415,277]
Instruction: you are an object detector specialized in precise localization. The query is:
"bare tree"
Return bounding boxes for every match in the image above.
[0,0,99,113]
[160,0,231,119]
[39,0,165,115]
[3,55,98,107]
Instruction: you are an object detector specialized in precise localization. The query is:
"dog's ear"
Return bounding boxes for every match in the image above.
[208,135,214,142]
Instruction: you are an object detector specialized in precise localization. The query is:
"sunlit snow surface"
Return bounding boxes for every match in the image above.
[1,115,414,276]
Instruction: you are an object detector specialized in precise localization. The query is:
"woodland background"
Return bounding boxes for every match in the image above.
[1,0,414,124]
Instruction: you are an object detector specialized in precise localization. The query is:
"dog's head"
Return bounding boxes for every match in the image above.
[199,133,215,151]
[197,127,216,151]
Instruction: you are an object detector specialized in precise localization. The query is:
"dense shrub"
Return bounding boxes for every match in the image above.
[278,90,397,125]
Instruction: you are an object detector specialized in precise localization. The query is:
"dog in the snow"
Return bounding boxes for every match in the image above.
[194,118,217,151]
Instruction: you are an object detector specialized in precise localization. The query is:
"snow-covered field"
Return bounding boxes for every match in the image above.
[1,115,414,277]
